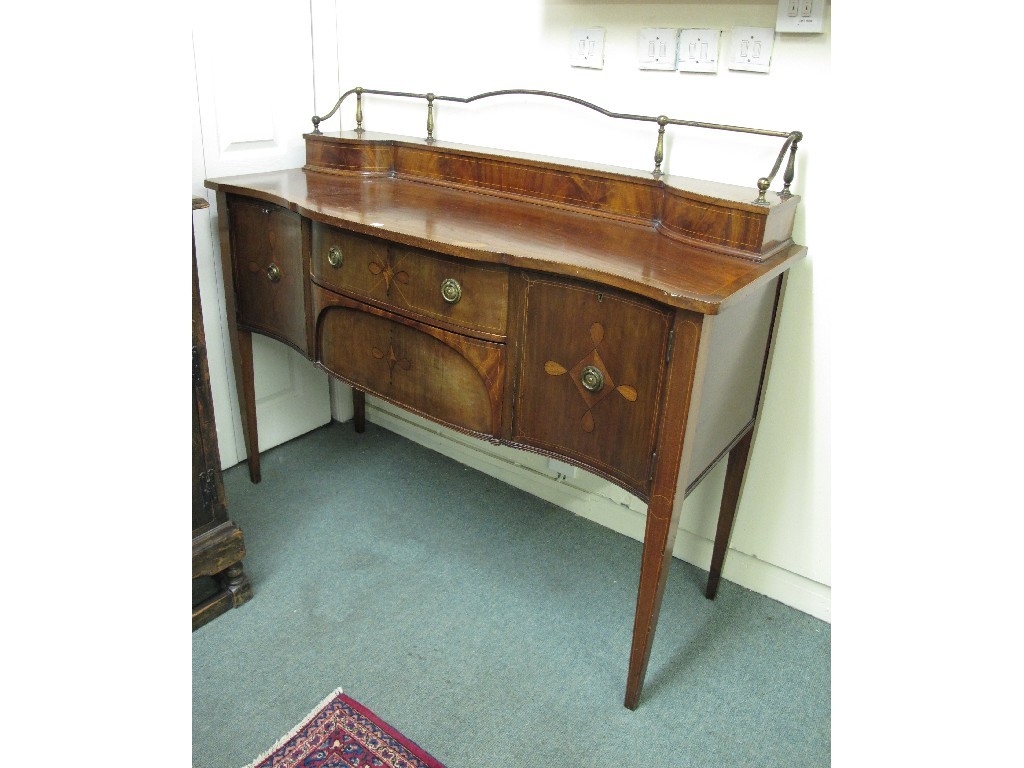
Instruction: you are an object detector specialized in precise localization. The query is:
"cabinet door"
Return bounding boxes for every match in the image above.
[193,250,226,536]
[230,196,308,355]
[193,369,220,532]
[514,276,672,498]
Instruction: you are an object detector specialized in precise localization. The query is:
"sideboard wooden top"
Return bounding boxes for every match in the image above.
[206,133,806,314]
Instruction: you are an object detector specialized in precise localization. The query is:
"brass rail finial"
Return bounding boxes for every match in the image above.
[653,116,668,177]
[426,94,435,143]
[778,131,802,200]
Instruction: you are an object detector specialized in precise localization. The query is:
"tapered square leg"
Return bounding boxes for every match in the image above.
[353,389,366,433]
[705,429,753,600]
[237,330,261,484]
[624,504,681,710]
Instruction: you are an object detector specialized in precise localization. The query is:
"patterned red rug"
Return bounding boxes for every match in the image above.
[242,688,446,768]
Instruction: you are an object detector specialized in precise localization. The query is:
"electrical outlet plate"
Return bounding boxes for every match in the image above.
[776,0,825,34]
[677,28,721,73]
[548,458,578,480]
[728,26,775,73]
[570,27,605,69]
[637,28,679,71]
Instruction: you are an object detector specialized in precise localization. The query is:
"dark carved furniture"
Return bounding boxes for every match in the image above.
[193,196,253,630]
[206,132,806,707]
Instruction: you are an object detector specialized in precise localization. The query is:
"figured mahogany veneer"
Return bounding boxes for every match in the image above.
[229,197,310,354]
[514,275,674,499]
[311,221,510,340]
[314,285,505,437]
[207,132,806,709]
[305,132,798,262]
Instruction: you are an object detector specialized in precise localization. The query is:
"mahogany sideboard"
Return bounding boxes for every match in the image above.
[205,131,806,708]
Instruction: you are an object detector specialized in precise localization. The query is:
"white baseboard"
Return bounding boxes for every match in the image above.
[360,400,831,623]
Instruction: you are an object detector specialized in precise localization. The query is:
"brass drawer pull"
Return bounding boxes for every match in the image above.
[266,263,282,283]
[327,246,343,268]
[440,277,462,304]
[580,365,604,392]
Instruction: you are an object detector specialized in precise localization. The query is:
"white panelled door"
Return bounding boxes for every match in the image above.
[192,1,340,468]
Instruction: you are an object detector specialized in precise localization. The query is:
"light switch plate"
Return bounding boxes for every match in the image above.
[570,28,606,69]
[638,28,679,71]
[776,0,825,34]
[677,28,721,73]
[728,27,775,73]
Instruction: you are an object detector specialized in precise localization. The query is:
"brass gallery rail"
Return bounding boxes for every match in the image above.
[310,86,803,205]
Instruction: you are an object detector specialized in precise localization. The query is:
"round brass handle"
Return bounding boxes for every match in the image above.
[327,246,343,268]
[580,365,604,392]
[266,263,282,283]
[440,277,462,304]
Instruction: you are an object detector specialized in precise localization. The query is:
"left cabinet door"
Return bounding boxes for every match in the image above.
[230,196,309,355]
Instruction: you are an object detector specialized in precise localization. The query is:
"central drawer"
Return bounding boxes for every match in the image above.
[311,222,509,339]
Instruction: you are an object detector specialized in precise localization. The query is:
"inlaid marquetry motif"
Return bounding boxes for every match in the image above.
[368,255,410,302]
[371,343,411,381]
[544,321,639,433]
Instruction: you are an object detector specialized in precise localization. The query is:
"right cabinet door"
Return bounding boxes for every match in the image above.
[513,275,673,499]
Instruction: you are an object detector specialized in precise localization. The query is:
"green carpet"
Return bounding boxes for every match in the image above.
[193,421,830,767]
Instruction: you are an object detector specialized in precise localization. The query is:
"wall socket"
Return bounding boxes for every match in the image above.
[728,27,775,73]
[570,28,606,69]
[677,28,721,73]
[548,458,578,481]
[637,28,679,71]
[775,0,826,34]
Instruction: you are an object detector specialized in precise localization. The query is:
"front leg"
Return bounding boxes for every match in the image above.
[222,562,253,607]
[625,492,686,710]
[353,388,366,433]
[215,191,262,484]
[624,311,708,709]
[236,329,261,483]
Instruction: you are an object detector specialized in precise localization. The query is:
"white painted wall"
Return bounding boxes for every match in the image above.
[329,0,832,620]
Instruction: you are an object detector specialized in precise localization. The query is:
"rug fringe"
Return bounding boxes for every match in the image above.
[240,686,345,768]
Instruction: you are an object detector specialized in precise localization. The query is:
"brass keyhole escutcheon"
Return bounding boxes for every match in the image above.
[327,246,343,268]
[266,263,282,283]
[580,365,604,392]
[440,277,462,304]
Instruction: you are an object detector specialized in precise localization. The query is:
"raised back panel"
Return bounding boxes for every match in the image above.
[302,133,798,262]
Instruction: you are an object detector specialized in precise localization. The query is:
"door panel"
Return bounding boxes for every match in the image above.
[514,276,673,497]
[229,196,309,353]
[192,1,338,464]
